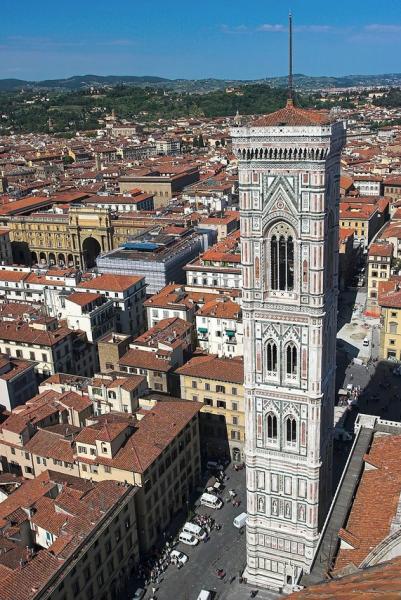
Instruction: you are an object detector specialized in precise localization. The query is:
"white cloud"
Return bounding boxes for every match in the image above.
[257,23,286,32]
[364,23,401,33]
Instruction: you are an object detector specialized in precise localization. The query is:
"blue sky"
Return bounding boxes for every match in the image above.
[1,0,401,80]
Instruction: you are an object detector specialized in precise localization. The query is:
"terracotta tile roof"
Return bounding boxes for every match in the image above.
[144,284,196,310]
[0,271,29,283]
[0,549,61,600]
[334,434,401,572]
[25,429,75,463]
[176,354,244,384]
[93,400,200,473]
[133,317,192,349]
[339,228,355,242]
[382,223,401,239]
[66,291,102,306]
[197,297,241,319]
[30,496,67,535]
[378,277,401,308]
[119,348,171,372]
[57,391,92,412]
[291,556,401,599]
[253,100,330,127]
[96,422,130,442]
[0,322,71,347]
[0,473,55,524]
[368,242,393,257]
[77,273,144,292]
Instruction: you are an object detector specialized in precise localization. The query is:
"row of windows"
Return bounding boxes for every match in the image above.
[191,381,238,394]
[266,341,298,377]
[266,414,298,446]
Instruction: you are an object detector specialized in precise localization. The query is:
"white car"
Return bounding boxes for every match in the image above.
[178,531,199,546]
[170,550,189,565]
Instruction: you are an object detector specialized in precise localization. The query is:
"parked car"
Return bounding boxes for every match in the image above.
[170,550,188,565]
[233,512,247,529]
[132,588,146,600]
[200,492,223,509]
[183,521,207,540]
[178,531,199,546]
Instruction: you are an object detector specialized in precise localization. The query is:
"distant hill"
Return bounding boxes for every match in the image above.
[0,74,171,92]
[1,72,401,93]
[265,72,401,90]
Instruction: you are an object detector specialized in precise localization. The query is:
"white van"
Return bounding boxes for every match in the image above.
[178,531,198,546]
[196,591,212,600]
[233,512,247,529]
[363,337,370,347]
[200,492,223,509]
[183,521,207,540]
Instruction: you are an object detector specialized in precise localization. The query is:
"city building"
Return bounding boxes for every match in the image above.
[0,471,139,600]
[176,354,244,462]
[196,295,243,357]
[353,175,383,196]
[339,196,389,247]
[97,227,215,295]
[119,165,199,209]
[378,277,401,360]
[144,284,198,328]
[366,241,393,315]
[0,398,201,554]
[384,175,401,203]
[84,190,155,212]
[0,354,38,410]
[199,213,240,242]
[155,138,181,155]
[232,93,345,590]
[0,320,74,378]
[77,273,146,336]
[87,373,147,415]
[64,292,115,343]
[116,317,193,394]
[184,230,241,290]
[0,228,13,265]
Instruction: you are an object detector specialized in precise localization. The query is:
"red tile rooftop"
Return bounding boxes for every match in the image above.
[78,273,144,292]
[290,555,401,599]
[368,242,393,257]
[253,100,330,127]
[176,354,244,384]
[334,433,401,573]
[66,291,103,306]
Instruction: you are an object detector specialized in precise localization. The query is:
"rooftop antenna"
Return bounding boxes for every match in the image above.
[288,11,294,105]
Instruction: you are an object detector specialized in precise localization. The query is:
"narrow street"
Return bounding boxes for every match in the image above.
[128,467,247,600]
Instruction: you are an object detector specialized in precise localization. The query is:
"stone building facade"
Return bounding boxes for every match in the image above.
[231,101,345,591]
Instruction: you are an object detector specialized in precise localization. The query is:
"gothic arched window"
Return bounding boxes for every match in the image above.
[270,223,294,291]
[286,342,298,376]
[285,416,297,445]
[267,413,278,442]
[266,340,277,374]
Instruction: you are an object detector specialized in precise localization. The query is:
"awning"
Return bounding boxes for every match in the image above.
[198,327,208,333]
[225,330,235,337]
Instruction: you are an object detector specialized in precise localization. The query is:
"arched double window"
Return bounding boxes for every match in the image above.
[285,416,297,446]
[266,413,278,442]
[270,223,295,291]
[286,342,298,377]
[266,340,278,374]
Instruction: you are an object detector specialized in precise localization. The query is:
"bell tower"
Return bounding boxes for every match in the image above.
[231,15,345,592]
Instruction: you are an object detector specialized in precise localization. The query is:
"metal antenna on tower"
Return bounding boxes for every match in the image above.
[288,11,293,105]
